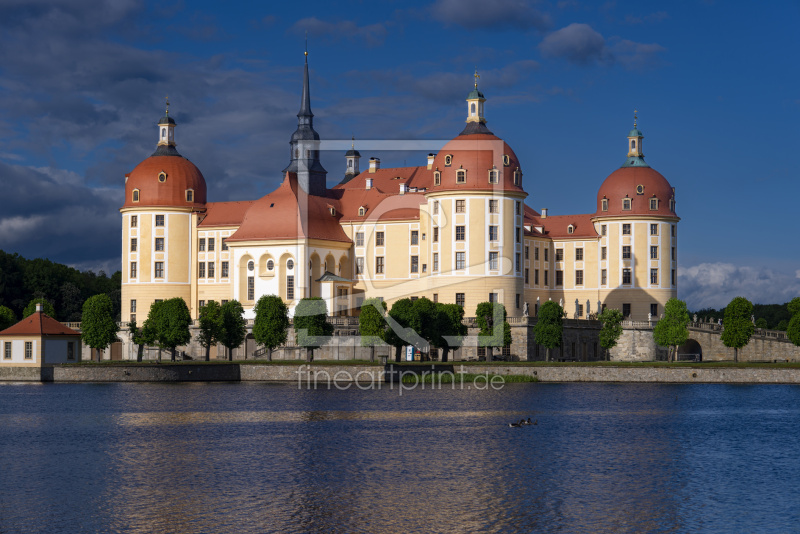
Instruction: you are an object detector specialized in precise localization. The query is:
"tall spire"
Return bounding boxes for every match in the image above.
[298,41,313,122]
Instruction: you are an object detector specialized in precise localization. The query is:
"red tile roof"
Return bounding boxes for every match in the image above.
[528,213,599,238]
[332,167,428,222]
[596,166,676,217]
[122,155,207,209]
[0,312,80,337]
[199,201,255,227]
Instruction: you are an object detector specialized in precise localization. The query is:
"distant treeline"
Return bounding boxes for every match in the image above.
[693,303,794,331]
[0,250,121,322]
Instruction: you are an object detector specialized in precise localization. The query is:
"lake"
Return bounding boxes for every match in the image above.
[0,380,798,533]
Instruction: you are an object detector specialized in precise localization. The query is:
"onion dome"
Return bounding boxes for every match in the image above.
[596,117,676,217]
[430,133,524,194]
[122,104,207,209]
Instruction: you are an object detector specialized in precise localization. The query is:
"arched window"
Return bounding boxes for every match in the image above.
[247,261,254,271]
[567,225,574,234]
[161,128,166,139]
[287,259,294,270]
[456,170,466,184]
[434,171,441,186]
[470,103,476,115]
[348,160,353,168]
[358,206,366,216]
[132,189,140,202]
[186,189,194,202]
[631,140,636,149]
[267,260,274,270]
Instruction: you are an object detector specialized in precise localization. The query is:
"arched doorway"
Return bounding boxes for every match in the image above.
[677,339,703,362]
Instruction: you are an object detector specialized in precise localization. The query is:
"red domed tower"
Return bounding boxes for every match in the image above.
[593,113,679,319]
[120,102,207,325]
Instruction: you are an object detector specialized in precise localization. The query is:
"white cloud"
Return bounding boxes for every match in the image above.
[679,262,800,310]
[538,23,665,69]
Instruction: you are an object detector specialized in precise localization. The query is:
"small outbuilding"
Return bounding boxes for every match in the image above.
[0,304,82,366]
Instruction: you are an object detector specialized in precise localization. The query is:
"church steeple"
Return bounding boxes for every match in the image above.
[152,97,181,157]
[283,47,327,195]
[459,69,493,136]
[621,110,649,168]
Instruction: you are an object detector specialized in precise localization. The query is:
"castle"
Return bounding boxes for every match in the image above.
[120,54,679,325]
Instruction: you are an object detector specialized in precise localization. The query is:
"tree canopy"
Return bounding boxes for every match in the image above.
[0,305,16,331]
[652,298,690,362]
[80,294,119,361]
[294,297,333,361]
[475,301,512,352]
[253,295,289,361]
[23,298,56,318]
[198,300,223,361]
[142,298,192,361]
[597,308,624,360]
[219,300,247,361]
[786,297,800,347]
[359,298,387,362]
[720,296,755,362]
[385,298,416,362]
[433,303,467,362]
[533,301,563,361]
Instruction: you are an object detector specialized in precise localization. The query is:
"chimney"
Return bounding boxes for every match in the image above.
[36,303,43,313]
[426,153,435,170]
[541,208,548,219]
[366,178,373,190]
[369,157,380,173]
[399,183,406,195]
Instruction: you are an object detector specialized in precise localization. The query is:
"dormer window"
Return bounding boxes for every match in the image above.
[358,206,366,216]
[601,198,608,211]
[623,198,632,210]
[456,169,466,184]
[567,225,574,234]
[434,170,441,186]
[513,168,521,186]
[329,207,336,216]
[186,189,194,202]
[445,155,453,166]
[650,198,659,210]
[488,169,499,184]
[158,171,167,183]
[132,189,140,202]
[670,198,675,211]
[502,154,510,166]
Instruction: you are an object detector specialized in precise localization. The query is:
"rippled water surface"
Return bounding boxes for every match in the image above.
[1,381,799,533]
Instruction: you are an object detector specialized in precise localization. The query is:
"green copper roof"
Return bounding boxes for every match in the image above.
[467,88,485,100]
[628,128,643,138]
[621,156,650,168]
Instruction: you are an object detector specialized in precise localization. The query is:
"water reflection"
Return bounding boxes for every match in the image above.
[1,382,799,533]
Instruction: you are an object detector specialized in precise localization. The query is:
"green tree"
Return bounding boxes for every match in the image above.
[127,319,146,362]
[23,298,55,318]
[385,298,416,362]
[81,294,119,362]
[0,305,16,331]
[755,318,768,329]
[359,298,387,362]
[475,302,512,361]
[786,297,800,347]
[140,301,164,360]
[652,298,690,362]
[147,298,192,361]
[410,297,438,359]
[294,297,333,362]
[720,296,755,362]
[433,303,467,362]
[533,301,563,362]
[198,300,223,361]
[776,320,789,331]
[219,300,247,361]
[597,308,624,361]
[253,295,289,361]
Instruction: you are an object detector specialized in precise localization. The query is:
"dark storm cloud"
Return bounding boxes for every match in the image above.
[538,23,665,69]
[430,0,552,31]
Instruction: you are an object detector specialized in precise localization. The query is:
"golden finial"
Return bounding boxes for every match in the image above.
[474,67,480,88]
[634,109,638,128]
[165,96,169,115]
[351,135,355,149]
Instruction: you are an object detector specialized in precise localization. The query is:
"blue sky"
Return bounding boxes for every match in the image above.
[0,0,798,310]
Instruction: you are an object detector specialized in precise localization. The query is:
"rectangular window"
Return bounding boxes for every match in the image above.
[672,269,676,285]
[356,232,364,247]
[526,246,530,260]
[489,226,498,241]
[376,257,385,274]
[198,263,206,278]
[67,341,75,360]
[489,293,498,303]
[130,238,137,252]
[433,253,439,272]
[155,237,164,251]
[672,247,676,261]
[356,257,364,275]
[576,270,584,285]
[650,198,659,210]
[622,246,631,259]
[433,201,439,215]
[208,262,215,278]
[556,270,563,286]
[516,294,520,309]
[199,300,205,308]
[601,224,607,235]
[4,342,11,360]
[516,253,521,272]
[622,224,631,235]
[489,199,499,213]
[130,300,137,313]
[286,276,294,300]
[576,248,584,261]
[650,269,658,284]
[534,247,538,261]
[489,252,499,270]
[456,170,466,183]
[672,225,676,237]
[650,246,658,259]
[651,303,658,317]
[411,256,419,273]
[456,226,465,241]
[155,214,165,227]
[220,300,227,305]
[222,238,228,251]
[433,227,439,242]
[515,228,520,243]
[154,262,164,278]
[623,268,632,284]
[601,247,607,260]
[535,269,539,285]
[544,270,548,286]
[650,223,658,235]
[555,249,564,262]
[131,215,138,227]
[247,276,254,301]
[155,299,163,304]
[623,303,631,317]
[411,231,419,246]
[24,341,32,360]
[208,238,215,251]
[602,199,608,211]
[456,252,466,270]
[221,261,229,278]
[489,169,498,183]
[601,269,607,285]
[516,201,521,215]
[623,198,631,210]
[422,263,427,273]
[130,262,137,278]
[578,304,584,318]
[544,249,549,262]
[525,268,529,284]
[376,232,385,246]
[456,199,465,213]
[456,293,465,308]
[199,238,206,251]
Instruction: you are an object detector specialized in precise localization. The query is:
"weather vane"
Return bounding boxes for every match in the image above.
[165,95,170,115]
[474,67,480,88]
[634,109,638,128]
